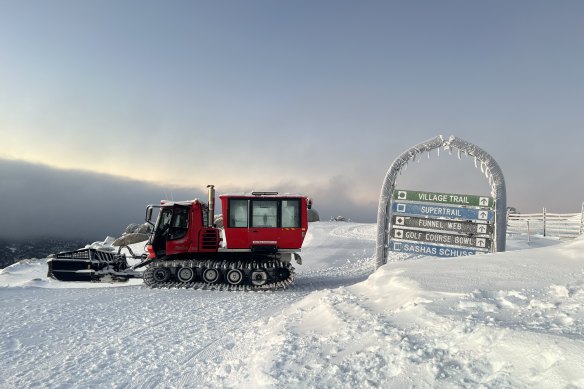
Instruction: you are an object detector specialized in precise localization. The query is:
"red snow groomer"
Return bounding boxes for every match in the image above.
[48,185,311,290]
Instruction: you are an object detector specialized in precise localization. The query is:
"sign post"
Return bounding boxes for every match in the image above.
[375,135,507,269]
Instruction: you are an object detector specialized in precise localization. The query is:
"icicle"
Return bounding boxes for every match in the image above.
[427,151,431,159]
[480,162,485,174]
[457,149,462,160]
[474,156,478,168]
[437,147,440,157]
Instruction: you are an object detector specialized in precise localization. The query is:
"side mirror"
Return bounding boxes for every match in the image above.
[146,206,153,224]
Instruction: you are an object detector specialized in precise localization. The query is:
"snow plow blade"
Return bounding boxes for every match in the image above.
[47,248,138,282]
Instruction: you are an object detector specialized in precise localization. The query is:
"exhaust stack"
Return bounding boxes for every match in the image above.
[207,184,215,227]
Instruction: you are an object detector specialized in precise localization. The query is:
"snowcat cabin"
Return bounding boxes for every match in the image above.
[220,192,309,252]
[146,199,220,259]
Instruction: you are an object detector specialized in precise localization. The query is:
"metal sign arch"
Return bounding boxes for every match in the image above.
[375,135,507,268]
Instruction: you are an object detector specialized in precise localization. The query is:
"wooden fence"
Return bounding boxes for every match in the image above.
[507,204,584,240]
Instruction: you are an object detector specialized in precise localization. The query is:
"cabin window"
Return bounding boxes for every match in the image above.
[157,209,173,230]
[229,199,249,227]
[168,205,189,240]
[281,199,301,228]
[227,197,303,229]
[251,200,278,228]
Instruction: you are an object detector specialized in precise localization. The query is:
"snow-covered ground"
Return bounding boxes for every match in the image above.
[1,222,583,388]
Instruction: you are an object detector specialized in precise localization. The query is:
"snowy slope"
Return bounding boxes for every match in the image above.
[1,222,583,388]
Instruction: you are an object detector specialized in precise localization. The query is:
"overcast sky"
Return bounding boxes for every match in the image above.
[1,1,583,240]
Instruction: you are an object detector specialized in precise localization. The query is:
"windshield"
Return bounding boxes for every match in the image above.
[154,205,190,241]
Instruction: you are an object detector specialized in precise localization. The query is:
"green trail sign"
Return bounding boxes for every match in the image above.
[391,228,492,250]
[393,189,494,208]
[392,215,492,235]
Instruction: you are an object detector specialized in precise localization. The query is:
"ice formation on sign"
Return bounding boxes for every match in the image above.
[375,135,507,268]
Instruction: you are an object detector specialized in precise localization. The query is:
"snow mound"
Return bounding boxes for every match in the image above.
[84,236,117,251]
[210,230,584,388]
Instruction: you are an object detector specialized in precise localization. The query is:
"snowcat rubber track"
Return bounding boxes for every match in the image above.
[142,259,295,291]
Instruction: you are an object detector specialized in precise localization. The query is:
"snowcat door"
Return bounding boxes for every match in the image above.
[249,199,280,252]
[151,207,172,257]
[165,204,191,255]
[151,204,190,257]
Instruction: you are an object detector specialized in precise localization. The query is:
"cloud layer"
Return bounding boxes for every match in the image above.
[0,159,203,240]
[0,158,374,240]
